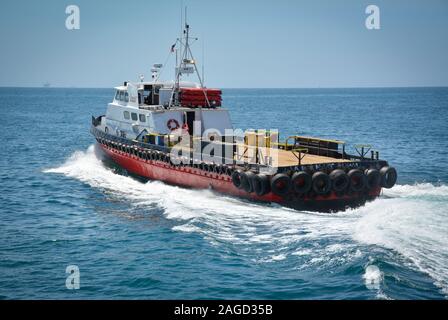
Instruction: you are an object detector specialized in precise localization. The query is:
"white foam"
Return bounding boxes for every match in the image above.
[384,183,448,198]
[46,146,448,296]
[363,265,383,290]
[353,189,448,295]
[291,249,312,256]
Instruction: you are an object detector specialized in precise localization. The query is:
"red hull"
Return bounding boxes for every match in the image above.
[98,142,381,211]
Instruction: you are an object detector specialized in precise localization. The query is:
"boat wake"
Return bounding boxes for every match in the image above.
[45,145,448,297]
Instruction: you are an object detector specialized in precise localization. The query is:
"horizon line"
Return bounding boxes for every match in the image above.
[1,85,448,90]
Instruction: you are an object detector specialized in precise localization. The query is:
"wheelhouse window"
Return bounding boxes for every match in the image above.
[139,114,146,122]
[124,92,129,103]
[119,91,124,101]
[131,113,138,121]
[123,111,130,120]
[115,91,120,101]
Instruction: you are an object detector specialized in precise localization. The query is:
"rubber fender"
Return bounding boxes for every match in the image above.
[329,169,349,192]
[271,173,292,196]
[380,166,397,189]
[241,171,255,193]
[348,169,367,192]
[312,171,332,195]
[365,168,381,189]
[231,170,243,189]
[252,174,271,196]
[291,171,312,194]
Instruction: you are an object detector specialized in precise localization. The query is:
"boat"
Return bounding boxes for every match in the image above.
[90,21,397,212]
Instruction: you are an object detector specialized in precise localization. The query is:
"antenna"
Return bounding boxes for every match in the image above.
[180,1,183,45]
[169,7,211,112]
[202,37,205,86]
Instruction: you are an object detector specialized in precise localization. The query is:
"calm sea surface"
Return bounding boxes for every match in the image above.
[0,87,447,299]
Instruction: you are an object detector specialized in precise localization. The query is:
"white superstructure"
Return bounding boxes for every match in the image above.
[96,80,231,141]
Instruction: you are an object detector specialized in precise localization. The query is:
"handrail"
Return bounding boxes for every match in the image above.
[290,135,345,145]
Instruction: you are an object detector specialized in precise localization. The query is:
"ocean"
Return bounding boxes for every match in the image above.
[0,87,447,299]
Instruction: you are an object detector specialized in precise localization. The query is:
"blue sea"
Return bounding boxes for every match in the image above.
[0,87,447,299]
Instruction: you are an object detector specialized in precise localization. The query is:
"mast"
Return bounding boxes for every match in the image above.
[169,8,210,135]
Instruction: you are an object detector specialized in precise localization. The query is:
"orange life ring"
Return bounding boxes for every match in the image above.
[167,119,180,131]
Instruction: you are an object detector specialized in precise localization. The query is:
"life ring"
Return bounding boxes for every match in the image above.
[329,169,349,192]
[167,119,180,131]
[291,171,312,194]
[271,173,291,196]
[252,174,271,196]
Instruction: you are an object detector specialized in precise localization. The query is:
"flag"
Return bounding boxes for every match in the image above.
[170,43,176,52]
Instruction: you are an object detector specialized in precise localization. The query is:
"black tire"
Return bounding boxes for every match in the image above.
[348,169,367,192]
[271,173,291,196]
[312,171,331,195]
[329,169,349,192]
[241,171,255,193]
[365,168,381,189]
[380,166,397,189]
[252,174,271,196]
[291,171,312,194]
[232,170,243,189]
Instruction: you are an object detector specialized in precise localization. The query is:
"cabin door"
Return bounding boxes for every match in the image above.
[185,111,195,135]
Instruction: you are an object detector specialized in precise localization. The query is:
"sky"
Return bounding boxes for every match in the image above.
[0,0,447,88]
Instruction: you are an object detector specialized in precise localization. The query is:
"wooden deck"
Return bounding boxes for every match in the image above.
[171,142,352,167]
[273,149,350,167]
[236,145,351,167]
